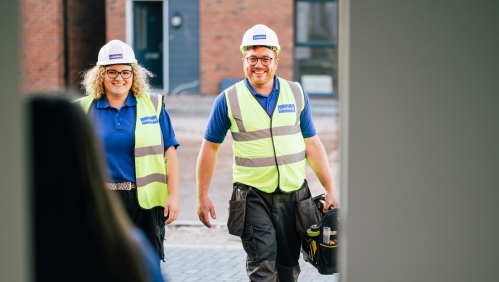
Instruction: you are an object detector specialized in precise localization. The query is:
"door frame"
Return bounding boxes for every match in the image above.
[126,0,169,94]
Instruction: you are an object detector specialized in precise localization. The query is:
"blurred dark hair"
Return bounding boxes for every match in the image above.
[28,95,150,281]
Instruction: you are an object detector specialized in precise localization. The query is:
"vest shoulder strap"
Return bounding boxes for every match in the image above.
[78,96,94,114]
[141,92,163,116]
[283,79,305,112]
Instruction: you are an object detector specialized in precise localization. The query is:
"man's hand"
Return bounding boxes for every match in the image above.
[164,196,179,224]
[196,140,221,228]
[324,190,339,213]
[197,196,217,228]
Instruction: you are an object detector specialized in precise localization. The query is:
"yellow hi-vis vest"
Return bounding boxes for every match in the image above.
[225,78,306,193]
[78,93,169,209]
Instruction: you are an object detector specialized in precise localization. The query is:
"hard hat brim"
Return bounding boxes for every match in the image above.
[240,45,280,55]
[97,59,138,66]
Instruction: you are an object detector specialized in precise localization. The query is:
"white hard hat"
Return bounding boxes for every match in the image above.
[240,24,280,55]
[96,40,137,66]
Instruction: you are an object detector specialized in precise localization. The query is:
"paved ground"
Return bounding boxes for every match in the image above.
[159,94,340,281]
[161,224,339,281]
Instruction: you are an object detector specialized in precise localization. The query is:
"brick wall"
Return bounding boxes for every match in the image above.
[106,0,126,41]
[22,0,106,95]
[199,0,294,95]
[22,0,295,96]
[21,0,65,94]
[67,0,106,92]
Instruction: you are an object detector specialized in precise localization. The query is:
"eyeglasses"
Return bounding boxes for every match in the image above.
[106,69,133,79]
[245,56,274,66]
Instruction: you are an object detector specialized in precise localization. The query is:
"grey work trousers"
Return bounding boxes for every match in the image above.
[234,180,311,282]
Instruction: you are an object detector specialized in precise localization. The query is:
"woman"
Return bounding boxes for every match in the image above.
[29,95,165,281]
[79,40,180,261]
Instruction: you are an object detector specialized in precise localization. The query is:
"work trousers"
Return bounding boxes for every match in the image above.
[114,189,167,261]
[235,180,311,282]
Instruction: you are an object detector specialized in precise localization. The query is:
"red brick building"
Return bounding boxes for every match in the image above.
[21,0,106,95]
[22,0,65,94]
[22,0,337,96]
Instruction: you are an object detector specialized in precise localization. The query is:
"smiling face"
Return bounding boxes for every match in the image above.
[103,64,133,98]
[242,46,279,92]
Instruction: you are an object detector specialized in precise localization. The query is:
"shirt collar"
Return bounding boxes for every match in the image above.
[244,75,279,97]
[96,92,137,108]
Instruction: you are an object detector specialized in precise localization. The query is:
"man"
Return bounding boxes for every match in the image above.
[196,24,338,281]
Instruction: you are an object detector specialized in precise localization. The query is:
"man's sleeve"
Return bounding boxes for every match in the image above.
[204,92,231,143]
[300,89,317,138]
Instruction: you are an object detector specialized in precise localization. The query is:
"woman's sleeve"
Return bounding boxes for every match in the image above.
[159,106,180,151]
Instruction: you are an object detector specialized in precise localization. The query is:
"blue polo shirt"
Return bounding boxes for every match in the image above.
[204,75,317,143]
[87,93,179,183]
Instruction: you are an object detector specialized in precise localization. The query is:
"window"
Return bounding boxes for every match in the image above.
[295,0,338,96]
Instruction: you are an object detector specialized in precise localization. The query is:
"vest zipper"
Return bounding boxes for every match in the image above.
[270,92,283,192]
[252,93,282,192]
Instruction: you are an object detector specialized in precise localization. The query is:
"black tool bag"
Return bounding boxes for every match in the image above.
[300,194,339,275]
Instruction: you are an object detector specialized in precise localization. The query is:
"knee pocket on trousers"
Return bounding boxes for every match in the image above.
[242,224,277,262]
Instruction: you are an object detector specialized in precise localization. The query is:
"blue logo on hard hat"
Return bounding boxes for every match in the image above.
[278,104,296,113]
[109,54,123,60]
[140,116,159,125]
[253,35,266,40]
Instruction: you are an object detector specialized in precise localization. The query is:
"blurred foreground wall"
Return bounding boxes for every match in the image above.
[340,1,499,281]
[0,0,28,281]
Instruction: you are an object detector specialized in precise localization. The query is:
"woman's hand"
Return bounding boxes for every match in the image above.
[164,195,179,224]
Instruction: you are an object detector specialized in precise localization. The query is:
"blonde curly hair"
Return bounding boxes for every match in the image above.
[80,64,154,99]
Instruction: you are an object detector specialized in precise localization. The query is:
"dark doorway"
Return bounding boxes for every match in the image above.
[133,1,163,89]
[168,0,199,94]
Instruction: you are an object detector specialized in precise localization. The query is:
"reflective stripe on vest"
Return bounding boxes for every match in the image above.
[225,78,306,192]
[79,93,169,209]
